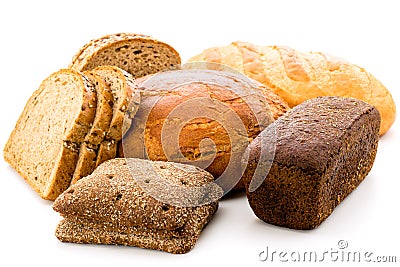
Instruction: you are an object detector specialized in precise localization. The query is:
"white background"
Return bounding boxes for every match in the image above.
[0,0,399,266]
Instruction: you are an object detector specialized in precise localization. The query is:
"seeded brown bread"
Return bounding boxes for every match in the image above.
[3,69,97,200]
[120,69,289,191]
[71,71,114,185]
[53,158,221,254]
[92,66,140,167]
[186,42,395,135]
[69,33,181,78]
[243,96,380,230]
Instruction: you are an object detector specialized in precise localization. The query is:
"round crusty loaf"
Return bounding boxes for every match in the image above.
[186,42,396,135]
[69,33,181,78]
[3,69,97,200]
[120,69,290,191]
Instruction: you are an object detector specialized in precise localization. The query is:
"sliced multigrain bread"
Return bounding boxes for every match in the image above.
[91,66,140,167]
[70,71,114,185]
[69,33,181,78]
[53,158,221,254]
[3,69,97,200]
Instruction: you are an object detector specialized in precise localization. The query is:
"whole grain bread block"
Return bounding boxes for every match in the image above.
[53,158,221,254]
[243,96,380,230]
[187,42,395,135]
[3,69,97,200]
[71,71,114,184]
[120,69,289,191]
[69,33,181,78]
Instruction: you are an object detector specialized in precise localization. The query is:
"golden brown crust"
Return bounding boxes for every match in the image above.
[187,42,396,135]
[122,70,289,190]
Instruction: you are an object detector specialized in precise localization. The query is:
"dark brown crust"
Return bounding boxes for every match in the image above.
[244,96,380,229]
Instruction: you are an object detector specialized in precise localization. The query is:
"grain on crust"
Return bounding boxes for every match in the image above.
[243,96,381,229]
[53,158,220,253]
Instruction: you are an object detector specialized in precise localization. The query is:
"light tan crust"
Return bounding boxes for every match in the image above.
[3,69,97,200]
[187,42,396,135]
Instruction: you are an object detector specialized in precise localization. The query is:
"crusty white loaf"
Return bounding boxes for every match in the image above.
[187,42,396,135]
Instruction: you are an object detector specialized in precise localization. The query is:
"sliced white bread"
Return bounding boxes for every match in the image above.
[3,69,97,200]
[69,33,181,78]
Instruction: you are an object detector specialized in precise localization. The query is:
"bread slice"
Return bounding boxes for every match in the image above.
[53,158,221,253]
[70,71,114,185]
[69,33,181,78]
[91,66,140,167]
[3,69,97,200]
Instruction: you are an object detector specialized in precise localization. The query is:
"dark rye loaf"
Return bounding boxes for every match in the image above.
[3,69,97,200]
[69,33,181,78]
[243,96,380,230]
[54,158,221,254]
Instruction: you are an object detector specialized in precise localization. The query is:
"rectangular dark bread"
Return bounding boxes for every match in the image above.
[243,96,380,230]
[53,158,221,254]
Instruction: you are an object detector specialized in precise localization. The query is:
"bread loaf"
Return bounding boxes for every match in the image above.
[186,42,396,135]
[3,69,97,200]
[243,96,380,229]
[120,69,289,191]
[53,158,220,254]
[70,33,181,78]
